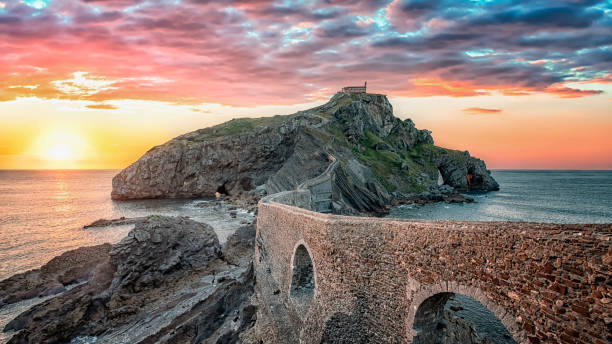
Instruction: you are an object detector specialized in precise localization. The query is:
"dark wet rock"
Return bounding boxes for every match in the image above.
[0,244,111,309]
[449,305,464,312]
[3,216,256,344]
[392,185,474,206]
[373,141,391,151]
[223,222,256,267]
[83,216,148,228]
[108,216,222,294]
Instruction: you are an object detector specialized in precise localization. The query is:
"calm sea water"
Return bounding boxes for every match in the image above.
[389,170,612,223]
[0,170,254,281]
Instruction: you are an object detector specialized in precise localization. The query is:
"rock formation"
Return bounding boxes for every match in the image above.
[112,92,499,215]
[2,216,255,344]
[0,244,111,309]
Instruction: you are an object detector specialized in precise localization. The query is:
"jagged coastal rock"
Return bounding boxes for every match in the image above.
[0,244,112,309]
[112,92,498,215]
[2,216,255,344]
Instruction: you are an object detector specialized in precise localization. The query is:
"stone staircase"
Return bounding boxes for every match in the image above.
[297,153,337,213]
[310,178,333,213]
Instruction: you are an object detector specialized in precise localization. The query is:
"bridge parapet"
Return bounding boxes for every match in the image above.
[255,199,611,343]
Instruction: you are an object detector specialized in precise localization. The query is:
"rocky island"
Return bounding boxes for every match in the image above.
[112,92,498,215]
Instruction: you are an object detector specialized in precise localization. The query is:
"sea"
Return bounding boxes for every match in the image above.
[0,169,610,343]
[0,169,257,344]
[0,169,255,281]
[388,170,612,224]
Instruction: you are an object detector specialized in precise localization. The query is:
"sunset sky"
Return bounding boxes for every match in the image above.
[1,0,611,170]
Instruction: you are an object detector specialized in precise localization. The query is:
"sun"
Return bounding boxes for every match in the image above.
[29,129,90,168]
[47,144,74,161]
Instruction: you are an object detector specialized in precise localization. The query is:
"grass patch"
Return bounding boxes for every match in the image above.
[314,93,355,119]
[327,123,350,149]
[352,135,445,193]
[411,143,468,163]
[362,130,384,148]
[209,115,293,138]
[181,114,297,142]
[354,132,405,192]
[179,92,354,142]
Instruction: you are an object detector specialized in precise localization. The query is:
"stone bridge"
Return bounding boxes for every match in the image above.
[254,193,611,343]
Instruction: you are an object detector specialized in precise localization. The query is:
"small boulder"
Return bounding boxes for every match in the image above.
[373,142,390,151]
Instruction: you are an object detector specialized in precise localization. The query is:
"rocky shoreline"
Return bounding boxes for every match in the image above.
[1,215,257,344]
[391,184,475,206]
[0,245,112,310]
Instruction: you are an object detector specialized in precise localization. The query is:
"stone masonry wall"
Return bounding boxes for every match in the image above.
[255,201,611,344]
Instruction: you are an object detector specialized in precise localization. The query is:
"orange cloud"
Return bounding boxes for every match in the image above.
[502,90,531,96]
[85,103,118,110]
[395,78,605,100]
[462,107,502,114]
[544,86,603,98]
[399,78,490,97]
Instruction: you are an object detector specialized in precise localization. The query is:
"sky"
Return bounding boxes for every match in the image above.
[0,0,610,169]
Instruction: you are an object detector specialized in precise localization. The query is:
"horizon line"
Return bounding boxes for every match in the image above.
[1,168,611,172]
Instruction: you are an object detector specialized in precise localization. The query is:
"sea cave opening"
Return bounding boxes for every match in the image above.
[466,168,484,190]
[216,182,229,196]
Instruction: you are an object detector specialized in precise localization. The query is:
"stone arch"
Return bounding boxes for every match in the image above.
[406,281,525,343]
[289,240,316,305]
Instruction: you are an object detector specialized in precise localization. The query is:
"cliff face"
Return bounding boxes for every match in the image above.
[111,115,317,200]
[112,92,499,214]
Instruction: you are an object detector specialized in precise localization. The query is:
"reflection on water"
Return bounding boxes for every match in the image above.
[0,170,254,280]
